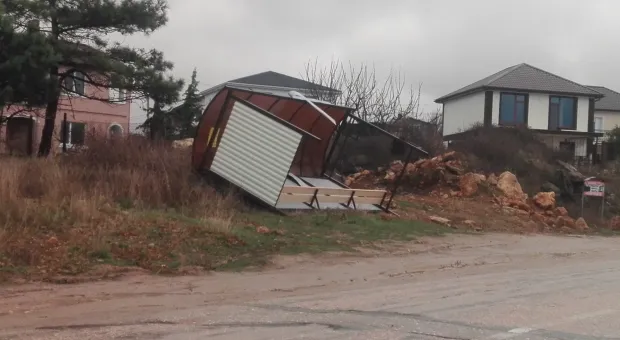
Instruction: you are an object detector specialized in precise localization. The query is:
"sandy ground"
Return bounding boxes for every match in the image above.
[2,233,620,339]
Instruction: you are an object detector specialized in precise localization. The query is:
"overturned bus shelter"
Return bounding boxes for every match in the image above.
[192,86,428,213]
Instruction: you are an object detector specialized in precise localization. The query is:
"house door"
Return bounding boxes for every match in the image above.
[6,117,34,156]
[559,141,575,155]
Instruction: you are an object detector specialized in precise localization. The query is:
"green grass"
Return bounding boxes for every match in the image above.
[0,209,454,279]
[210,211,453,271]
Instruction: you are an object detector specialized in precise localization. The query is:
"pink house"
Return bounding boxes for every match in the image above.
[0,70,130,155]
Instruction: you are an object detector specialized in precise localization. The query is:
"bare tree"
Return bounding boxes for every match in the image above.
[303,59,422,124]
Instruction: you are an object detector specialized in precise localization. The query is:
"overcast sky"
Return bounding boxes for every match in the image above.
[128,0,620,125]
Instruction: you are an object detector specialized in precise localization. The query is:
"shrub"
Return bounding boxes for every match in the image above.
[449,125,572,193]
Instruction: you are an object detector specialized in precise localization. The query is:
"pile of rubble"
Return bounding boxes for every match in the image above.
[491,172,589,232]
[346,152,593,233]
[345,151,466,191]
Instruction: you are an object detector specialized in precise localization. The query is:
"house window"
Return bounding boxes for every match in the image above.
[499,93,528,126]
[594,116,603,133]
[108,87,126,104]
[63,71,86,96]
[549,96,577,130]
[108,124,123,138]
[60,122,86,147]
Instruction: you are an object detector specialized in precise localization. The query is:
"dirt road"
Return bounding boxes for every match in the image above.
[2,233,620,339]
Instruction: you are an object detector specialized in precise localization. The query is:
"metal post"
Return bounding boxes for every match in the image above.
[330,116,353,180]
[62,112,67,153]
[386,147,414,210]
[322,110,350,175]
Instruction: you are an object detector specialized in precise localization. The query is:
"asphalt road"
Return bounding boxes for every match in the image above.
[2,234,620,339]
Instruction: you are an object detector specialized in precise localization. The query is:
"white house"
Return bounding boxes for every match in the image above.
[195,71,341,110]
[586,86,620,135]
[435,63,604,158]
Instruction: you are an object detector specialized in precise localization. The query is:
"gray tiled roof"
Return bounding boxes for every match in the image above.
[435,63,603,103]
[229,71,338,93]
[587,86,620,112]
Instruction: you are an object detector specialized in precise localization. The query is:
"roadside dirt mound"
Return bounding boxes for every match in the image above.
[346,151,592,234]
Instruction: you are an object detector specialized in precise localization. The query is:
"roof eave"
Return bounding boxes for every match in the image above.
[435,87,487,103]
[436,86,603,103]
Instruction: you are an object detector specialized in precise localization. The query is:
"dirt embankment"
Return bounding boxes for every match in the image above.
[346,150,616,234]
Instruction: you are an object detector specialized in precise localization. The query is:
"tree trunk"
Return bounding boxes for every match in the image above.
[37,66,60,157]
[38,2,59,157]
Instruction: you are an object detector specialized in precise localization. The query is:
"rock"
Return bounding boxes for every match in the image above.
[502,206,522,215]
[487,173,499,186]
[389,160,404,173]
[497,172,525,200]
[463,220,476,227]
[545,210,556,217]
[256,226,270,234]
[46,236,59,247]
[541,182,561,194]
[445,163,465,175]
[557,160,586,182]
[555,207,569,216]
[533,192,556,210]
[506,199,531,212]
[429,216,451,226]
[556,216,576,229]
[532,212,546,223]
[544,217,557,227]
[610,216,620,230]
[459,173,483,197]
[384,171,396,181]
[442,151,457,162]
[575,218,589,232]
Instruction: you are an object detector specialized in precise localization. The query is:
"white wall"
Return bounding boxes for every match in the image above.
[491,91,589,132]
[442,91,485,135]
[538,134,588,157]
[527,93,550,129]
[594,110,620,132]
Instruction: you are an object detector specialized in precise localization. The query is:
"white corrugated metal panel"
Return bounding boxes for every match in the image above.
[210,101,302,206]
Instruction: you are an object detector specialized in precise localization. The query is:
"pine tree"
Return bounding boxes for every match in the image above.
[2,0,183,156]
[0,3,57,119]
[173,68,202,139]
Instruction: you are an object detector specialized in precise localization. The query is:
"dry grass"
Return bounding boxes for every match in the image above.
[0,136,238,279]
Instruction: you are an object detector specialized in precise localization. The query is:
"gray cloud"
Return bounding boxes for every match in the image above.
[128,0,620,121]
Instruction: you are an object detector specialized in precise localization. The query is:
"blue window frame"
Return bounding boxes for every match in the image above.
[549,96,577,130]
[499,93,528,126]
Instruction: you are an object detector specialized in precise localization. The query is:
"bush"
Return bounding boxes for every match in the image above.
[449,125,572,193]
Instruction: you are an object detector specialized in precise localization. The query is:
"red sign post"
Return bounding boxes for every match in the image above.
[582,177,605,218]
